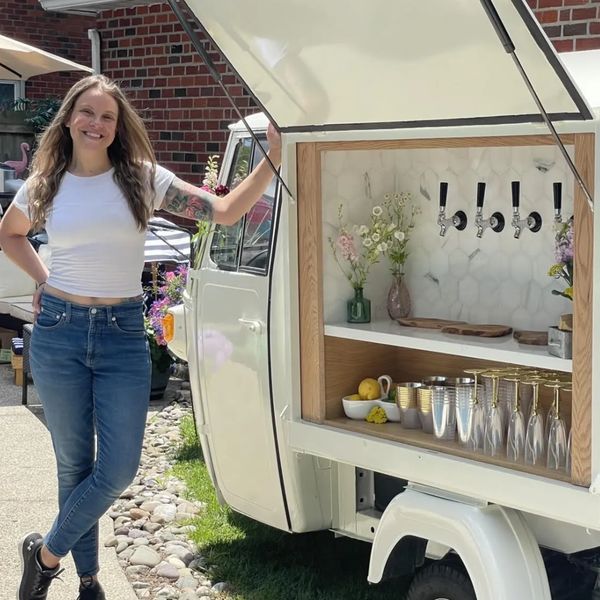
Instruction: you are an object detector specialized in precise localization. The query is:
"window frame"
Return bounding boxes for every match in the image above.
[0,80,24,107]
[209,133,278,277]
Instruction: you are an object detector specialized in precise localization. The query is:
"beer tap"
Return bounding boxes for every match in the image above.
[474,182,504,238]
[553,182,563,224]
[510,181,542,239]
[437,182,467,236]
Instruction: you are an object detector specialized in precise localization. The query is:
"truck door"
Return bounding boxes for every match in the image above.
[191,132,289,531]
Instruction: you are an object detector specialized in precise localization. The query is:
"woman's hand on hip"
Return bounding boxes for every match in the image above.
[32,282,46,318]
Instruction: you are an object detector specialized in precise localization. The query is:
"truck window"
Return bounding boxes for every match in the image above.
[239,140,276,273]
[209,134,277,275]
[209,137,251,270]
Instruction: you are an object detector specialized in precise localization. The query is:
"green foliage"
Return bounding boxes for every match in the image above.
[172,416,408,600]
[3,97,61,135]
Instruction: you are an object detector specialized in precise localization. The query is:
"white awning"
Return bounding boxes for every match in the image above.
[0,33,93,81]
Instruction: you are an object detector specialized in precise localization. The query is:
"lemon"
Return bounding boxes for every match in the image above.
[347,393,361,401]
[358,378,380,400]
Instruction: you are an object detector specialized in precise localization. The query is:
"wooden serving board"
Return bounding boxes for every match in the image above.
[513,330,548,346]
[397,317,466,330]
[441,323,513,337]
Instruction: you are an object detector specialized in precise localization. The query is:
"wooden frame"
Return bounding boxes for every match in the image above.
[297,134,593,487]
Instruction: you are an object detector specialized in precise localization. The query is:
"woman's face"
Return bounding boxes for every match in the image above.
[66,87,119,155]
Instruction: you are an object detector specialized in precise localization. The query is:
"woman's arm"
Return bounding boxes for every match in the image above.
[0,205,48,286]
[160,123,282,226]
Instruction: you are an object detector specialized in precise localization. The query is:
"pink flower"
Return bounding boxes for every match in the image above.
[337,232,357,263]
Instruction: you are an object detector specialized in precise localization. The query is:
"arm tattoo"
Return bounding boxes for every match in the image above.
[162,178,214,222]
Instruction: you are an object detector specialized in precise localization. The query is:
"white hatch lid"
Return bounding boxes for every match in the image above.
[182,0,593,131]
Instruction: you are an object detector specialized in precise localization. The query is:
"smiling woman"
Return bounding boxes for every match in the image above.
[65,89,118,169]
[0,73,281,600]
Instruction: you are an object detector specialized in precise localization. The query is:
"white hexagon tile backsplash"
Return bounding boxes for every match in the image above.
[322,145,574,330]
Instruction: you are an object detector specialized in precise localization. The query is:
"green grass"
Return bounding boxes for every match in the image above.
[172,416,408,600]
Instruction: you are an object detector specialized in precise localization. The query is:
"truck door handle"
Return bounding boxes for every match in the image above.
[238,318,264,334]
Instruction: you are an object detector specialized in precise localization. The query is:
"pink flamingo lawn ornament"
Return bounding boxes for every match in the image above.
[1,142,30,178]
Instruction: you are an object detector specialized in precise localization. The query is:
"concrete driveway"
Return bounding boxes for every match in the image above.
[0,364,137,600]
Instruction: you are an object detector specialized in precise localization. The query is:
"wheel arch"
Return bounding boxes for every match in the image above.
[368,488,551,600]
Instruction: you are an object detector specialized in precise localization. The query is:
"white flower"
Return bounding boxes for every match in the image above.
[384,193,391,200]
[372,206,383,217]
[358,225,369,235]
[377,242,388,253]
[372,232,380,242]
[363,238,373,248]
[394,230,406,241]
[393,193,400,200]
[387,223,396,231]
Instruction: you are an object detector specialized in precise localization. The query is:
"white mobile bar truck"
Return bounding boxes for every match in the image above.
[167,1,600,597]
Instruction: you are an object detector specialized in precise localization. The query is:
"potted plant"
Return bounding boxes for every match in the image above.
[145,265,188,399]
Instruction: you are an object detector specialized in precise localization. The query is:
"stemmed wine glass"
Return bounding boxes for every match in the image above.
[524,378,545,466]
[462,368,486,451]
[505,376,525,462]
[545,381,568,470]
[484,373,504,457]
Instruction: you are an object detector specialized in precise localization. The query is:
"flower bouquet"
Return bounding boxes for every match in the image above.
[547,218,574,358]
[145,265,188,398]
[548,217,573,302]
[381,191,419,319]
[191,155,230,269]
[328,203,389,323]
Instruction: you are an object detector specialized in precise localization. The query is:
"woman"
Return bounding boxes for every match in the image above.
[0,74,281,600]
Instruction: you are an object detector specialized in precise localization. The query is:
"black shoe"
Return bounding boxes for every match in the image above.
[77,576,106,600]
[17,532,64,600]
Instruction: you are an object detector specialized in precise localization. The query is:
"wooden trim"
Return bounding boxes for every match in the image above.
[298,143,326,422]
[315,134,575,152]
[572,133,595,486]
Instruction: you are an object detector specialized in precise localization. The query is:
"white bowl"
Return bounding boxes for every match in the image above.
[342,397,377,420]
[377,399,401,422]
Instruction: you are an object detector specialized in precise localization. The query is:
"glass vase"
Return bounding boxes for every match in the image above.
[347,287,371,323]
[387,272,411,320]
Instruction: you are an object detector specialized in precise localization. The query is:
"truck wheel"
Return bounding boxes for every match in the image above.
[406,562,476,600]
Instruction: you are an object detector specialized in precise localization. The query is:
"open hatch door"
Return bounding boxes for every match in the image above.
[177,0,592,132]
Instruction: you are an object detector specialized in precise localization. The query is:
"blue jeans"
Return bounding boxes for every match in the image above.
[30,292,151,576]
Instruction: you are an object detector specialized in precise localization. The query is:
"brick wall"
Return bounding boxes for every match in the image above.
[1,0,600,185]
[529,0,600,51]
[96,3,256,188]
[0,0,93,99]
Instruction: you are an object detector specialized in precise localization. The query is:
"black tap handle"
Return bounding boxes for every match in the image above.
[553,182,562,212]
[440,182,448,209]
[511,181,520,209]
[477,182,486,208]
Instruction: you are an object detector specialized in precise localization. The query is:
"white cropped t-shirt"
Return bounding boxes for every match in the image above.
[12,164,176,297]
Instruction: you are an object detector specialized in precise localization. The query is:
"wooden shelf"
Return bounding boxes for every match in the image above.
[324,417,571,483]
[325,320,572,373]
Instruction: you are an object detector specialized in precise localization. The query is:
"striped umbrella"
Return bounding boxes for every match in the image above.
[145,217,191,264]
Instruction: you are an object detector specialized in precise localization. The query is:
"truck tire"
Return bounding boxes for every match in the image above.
[406,562,476,600]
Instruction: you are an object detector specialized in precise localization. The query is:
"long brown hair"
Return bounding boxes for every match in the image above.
[28,74,156,231]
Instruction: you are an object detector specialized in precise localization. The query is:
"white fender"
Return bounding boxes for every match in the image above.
[368,488,550,600]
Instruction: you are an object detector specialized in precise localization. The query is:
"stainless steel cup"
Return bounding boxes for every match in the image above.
[396,382,422,429]
[422,376,448,387]
[417,386,434,433]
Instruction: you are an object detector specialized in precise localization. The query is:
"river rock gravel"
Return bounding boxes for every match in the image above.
[105,377,231,599]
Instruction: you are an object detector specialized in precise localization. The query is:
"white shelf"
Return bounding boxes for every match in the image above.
[324,320,572,372]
